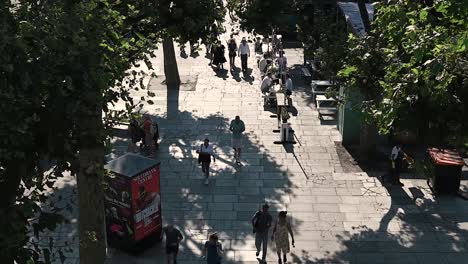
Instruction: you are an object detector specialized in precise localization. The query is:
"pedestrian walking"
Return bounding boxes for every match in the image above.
[141,115,155,154]
[212,40,226,70]
[163,224,184,264]
[203,233,224,264]
[271,211,295,264]
[227,35,237,71]
[251,204,273,263]
[229,116,245,164]
[238,37,250,73]
[390,143,404,186]
[276,51,288,83]
[254,37,263,54]
[196,138,216,185]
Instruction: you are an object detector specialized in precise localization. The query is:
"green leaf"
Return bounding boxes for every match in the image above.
[419,9,428,22]
[338,66,357,77]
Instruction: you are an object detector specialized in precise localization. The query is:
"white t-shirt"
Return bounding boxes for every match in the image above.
[391,146,400,160]
[199,144,214,155]
[238,43,250,55]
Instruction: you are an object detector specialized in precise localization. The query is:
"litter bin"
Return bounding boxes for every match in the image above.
[427,148,465,194]
[104,153,162,253]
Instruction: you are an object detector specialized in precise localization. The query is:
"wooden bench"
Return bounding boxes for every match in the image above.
[316,95,337,120]
[311,80,333,104]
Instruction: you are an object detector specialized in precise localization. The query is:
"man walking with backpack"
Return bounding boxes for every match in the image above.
[251,204,273,263]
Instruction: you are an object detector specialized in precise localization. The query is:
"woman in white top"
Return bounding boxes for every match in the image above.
[196,138,216,185]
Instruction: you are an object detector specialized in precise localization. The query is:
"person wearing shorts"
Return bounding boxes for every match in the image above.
[163,224,183,264]
[229,116,245,164]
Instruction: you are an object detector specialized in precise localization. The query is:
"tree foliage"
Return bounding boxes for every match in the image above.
[233,0,291,36]
[340,0,468,146]
[295,1,348,80]
[0,0,160,262]
[1,0,228,262]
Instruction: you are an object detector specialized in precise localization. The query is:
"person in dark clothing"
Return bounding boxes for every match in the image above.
[212,40,226,70]
[152,120,160,150]
[251,203,273,263]
[128,118,144,152]
[390,143,404,186]
[203,233,223,264]
[227,35,237,71]
[163,224,184,264]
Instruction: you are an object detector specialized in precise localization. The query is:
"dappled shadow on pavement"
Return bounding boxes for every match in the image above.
[107,104,308,263]
[289,174,468,264]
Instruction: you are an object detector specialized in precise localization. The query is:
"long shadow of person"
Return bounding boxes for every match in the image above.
[180,49,188,59]
[242,68,255,84]
[230,66,242,82]
[214,68,228,80]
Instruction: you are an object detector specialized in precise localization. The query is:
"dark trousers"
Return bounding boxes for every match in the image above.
[391,161,402,184]
[229,55,235,67]
[241,54,248,71]
[202,161,210,177]
[255,231,269,259]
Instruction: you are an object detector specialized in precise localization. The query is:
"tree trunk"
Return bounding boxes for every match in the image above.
[0,160,29,264]
[163,38,181,87]
[357,0,371,33]
[77,102,106,264]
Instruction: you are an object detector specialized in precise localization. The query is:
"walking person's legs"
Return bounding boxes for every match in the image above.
[255,232,262,256]
[241,54,247,72]
[261,231,269,261]
[202,162,210,184]
[276,249,282,263]
[395,162,403,186]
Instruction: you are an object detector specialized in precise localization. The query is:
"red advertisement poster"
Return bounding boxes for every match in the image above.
[131,165,161,241]
[104,176,135,242]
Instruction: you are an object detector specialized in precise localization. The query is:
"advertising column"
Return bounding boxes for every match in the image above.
[131,165,162,241]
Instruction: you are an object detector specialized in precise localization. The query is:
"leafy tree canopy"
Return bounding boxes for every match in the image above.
[339,0,468,146]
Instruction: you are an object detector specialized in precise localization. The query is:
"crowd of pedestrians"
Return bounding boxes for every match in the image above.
[164,203,295,264]
[131,34,300,264]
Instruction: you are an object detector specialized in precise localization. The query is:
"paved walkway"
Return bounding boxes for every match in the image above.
[104,26,468,264]
[37,17,468,264]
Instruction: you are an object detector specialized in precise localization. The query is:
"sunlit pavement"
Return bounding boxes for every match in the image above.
[38,19,468,264]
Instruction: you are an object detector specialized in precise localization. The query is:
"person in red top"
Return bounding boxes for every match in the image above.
[141,115,155,154]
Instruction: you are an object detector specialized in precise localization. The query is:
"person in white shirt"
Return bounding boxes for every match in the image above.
[260,72,273,93]
[238,37,250,72]
[390,143,404,186]
[196,138,216,185]
[276,51,288,83]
